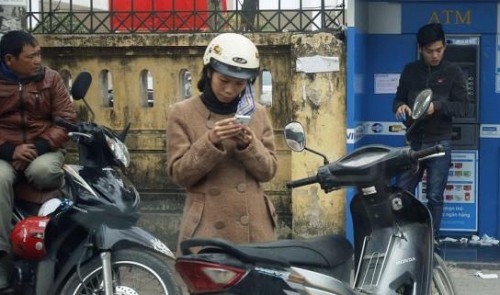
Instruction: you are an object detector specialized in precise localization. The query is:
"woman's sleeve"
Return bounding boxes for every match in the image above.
[166,104,226,187]
[235,107,278,182]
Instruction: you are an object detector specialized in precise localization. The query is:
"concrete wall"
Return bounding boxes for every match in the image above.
[36,32,346,250]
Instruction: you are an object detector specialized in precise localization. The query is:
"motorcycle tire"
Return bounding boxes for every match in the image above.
[431,253,456,295]
[59,247,181,295]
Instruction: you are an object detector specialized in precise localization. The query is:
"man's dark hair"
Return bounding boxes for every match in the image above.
[417,23,445,48]
[0,30,38,62]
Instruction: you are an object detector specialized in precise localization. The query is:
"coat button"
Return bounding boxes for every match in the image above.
[236,183,247,193]
[214,221,225,229]
[206,120,215,128]
[240,215,249,225]
[208,187,221,196]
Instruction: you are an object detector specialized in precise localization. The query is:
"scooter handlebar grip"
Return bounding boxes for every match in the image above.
[410,144,444,160]
[54,117,79,132]
[286,175,318,189]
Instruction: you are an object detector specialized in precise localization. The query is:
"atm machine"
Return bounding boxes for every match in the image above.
[417,35,480,233]
[446,35,480,149]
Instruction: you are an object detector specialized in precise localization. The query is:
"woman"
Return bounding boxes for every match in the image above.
[167,33,278,250]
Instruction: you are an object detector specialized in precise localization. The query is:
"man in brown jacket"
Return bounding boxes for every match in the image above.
[167,33,278,253]
[0,30,76,290]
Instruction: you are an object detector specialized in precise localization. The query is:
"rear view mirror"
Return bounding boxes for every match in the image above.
[284,122,306,152]
[71,72,92,101]
[406,88,433,141]
[411,89,432,120]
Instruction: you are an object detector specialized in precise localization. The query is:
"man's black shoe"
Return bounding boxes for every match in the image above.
[0,252,11,292]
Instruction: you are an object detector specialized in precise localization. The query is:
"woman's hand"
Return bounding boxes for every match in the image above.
[208,117,243,145]
[234,125,254,150]
[208,117,253,149]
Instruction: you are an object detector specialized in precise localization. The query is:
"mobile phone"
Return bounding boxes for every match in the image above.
[235,114,251,126]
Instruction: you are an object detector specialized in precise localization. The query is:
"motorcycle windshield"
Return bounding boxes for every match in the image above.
[64,165,140,217]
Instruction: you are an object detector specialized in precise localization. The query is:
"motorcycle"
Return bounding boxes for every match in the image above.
[174,89,456,294]
[8,72,181,295]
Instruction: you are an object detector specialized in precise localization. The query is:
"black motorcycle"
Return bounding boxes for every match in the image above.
[9,72,181,295]
[174,90,456,294]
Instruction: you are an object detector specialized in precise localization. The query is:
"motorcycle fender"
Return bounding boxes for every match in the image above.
[34,259,56,295]
[350,190,434,293]
[95,225,176,259]
[351,190,433,250]
[47,226,175,294]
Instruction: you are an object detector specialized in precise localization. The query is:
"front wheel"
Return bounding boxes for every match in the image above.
[59,248,181,295]
[431,253,456,295]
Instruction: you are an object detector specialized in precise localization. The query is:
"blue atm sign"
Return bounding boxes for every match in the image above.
[402,2,497,34]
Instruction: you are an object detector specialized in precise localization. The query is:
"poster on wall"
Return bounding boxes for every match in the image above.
[374,73,400,94]
[416,150,478,232]
[0,0,26,35]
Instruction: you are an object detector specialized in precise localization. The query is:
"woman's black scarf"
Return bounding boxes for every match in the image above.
[200,80,241,115]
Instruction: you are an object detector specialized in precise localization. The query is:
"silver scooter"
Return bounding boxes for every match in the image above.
[175,89,455,294]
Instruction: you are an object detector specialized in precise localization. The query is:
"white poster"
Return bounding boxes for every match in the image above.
[0,1,26,34]
[374,73,400,94]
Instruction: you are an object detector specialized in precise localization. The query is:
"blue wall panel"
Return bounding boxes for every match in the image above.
[478,35,498,124]
[477,33,500,236]
[365,34,417,122]
[346,25,370,242]
[477,140,500,236]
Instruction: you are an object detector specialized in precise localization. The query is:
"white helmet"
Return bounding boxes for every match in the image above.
[203,33,260,80]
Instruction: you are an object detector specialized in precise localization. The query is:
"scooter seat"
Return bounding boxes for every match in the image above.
[182,234,353,269]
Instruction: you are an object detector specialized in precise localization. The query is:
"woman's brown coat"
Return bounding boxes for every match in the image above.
[167,96,278,249]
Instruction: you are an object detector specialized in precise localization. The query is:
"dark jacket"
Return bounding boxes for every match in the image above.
[0,66,76,160]
[392,59,469,143]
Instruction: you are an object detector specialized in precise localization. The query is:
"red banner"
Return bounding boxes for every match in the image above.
[110,0,226,31]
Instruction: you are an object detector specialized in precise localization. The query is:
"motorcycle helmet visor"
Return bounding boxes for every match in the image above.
[209,58,259,80]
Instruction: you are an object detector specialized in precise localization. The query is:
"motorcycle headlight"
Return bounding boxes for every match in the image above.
[105,135,130,168]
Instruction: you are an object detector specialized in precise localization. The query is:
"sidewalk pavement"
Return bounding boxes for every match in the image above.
[446,261,500,295]
[440,238,500,295]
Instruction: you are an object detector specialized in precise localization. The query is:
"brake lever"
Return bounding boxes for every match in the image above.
[419,152,446,161]
[69,132,94,144]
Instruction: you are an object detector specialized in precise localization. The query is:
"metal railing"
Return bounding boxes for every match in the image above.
[25,0,345,34]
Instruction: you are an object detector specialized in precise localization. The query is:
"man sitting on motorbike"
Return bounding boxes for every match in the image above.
[0,30,76,291]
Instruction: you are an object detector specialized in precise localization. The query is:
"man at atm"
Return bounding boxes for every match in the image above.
[392,23,470,239]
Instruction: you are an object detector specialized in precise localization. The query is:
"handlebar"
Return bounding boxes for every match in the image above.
[286,175,318,189]
[409,144,444,161]
[285,144,445,192]
[54,117,79,132]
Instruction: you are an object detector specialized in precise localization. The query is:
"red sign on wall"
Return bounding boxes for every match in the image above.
[110,0,226,31]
